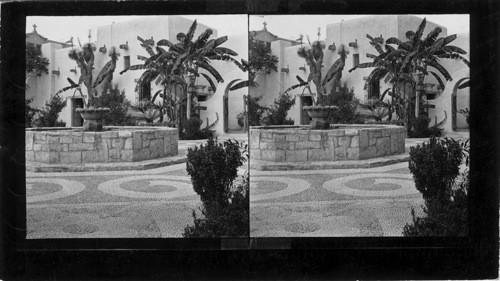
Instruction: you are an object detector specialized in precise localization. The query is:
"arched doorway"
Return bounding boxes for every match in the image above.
[224,79,244,133]
[451,77,470,131]
[364,68,388,100]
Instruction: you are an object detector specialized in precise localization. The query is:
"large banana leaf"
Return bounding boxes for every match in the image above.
[213,36,228,48]
[423,27,442,47]
[413,18,427,47]
[429,71,445,90]
[436,53,470,67]
[184,20,197,48]
[443,45,467,54]
[322,58,344,86]
[137,36,156,57]
[229,80,251,91]
[93,59,116,88]
[426,60,452,81]
[442,34,457,46]
[193,29,213,49]
[196,61,223,83]
[157,39,174,47]
[120,64,146,75]
[200,72,217,93]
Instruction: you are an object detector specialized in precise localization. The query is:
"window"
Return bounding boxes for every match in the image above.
[353,54,359,68]
[368,79,380,99]
[124,55,130,70]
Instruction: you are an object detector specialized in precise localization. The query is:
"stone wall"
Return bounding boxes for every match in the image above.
[26,127,178,164]
[250,125,405,162]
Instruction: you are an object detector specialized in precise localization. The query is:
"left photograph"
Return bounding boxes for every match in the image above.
[25,15,250,238]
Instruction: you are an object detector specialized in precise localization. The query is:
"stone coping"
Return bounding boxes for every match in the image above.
[249,124,404,131]
[26,154,187,173]
[26,126,175,132]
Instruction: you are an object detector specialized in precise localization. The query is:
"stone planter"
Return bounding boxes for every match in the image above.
[303,105,338,129]
[76,107,110,131]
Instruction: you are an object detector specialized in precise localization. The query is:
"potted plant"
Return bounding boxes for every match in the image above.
[57,41,119,131]
[285,39,349,129]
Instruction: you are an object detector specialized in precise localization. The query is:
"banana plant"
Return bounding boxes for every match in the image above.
[56,43,119,108]
[349,17,469,122]
[284,40,348,106]
[121,19,247,124]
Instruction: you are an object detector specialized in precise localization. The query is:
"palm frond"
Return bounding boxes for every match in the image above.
[196,61,223,83]
[413,18,427,46]
[184,20,197,47]
[200,73,217,92]
[429,71,445,90]
[427,60,452,81]
[229,80,251,91]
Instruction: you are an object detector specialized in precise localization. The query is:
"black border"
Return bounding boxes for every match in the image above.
[1,0,498,279]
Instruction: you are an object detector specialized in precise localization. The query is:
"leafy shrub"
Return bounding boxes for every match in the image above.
[358,98,389,122]
[183,138,248,238]
[33,94,67,127]
[407,115,441,138]
[130,100,163,124]
[93,85,134,126]
[262,92,296,126]
[404,137,468,236]
[324,82,360,124]
[25,98,40,128]
[408,137,463,202]
[458,108,470,125]
[246,96,268,126]
[236,112,245,128]
[180,117,212,140]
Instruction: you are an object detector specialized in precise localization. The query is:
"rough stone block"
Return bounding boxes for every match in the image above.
[259,142,269,149]
[83,135,95,143]
[250,131,260,148]
[69,143,94,151]
[133,132,143,149]
[26,151,34,162]
[134,148,151,161]
[35,152,59,164]
[369,137,377,146]
[33,144,49,151]
[350,136,359,148]
[119,130,133,138]
[149,139,163,157]
[275,150,286,161]
[48,143,65,151]
[143,132,156,140]
[327,130,345,137]
[309,132,322,141]
[120,150,133,162]
[299,134,310,141]
[274,134,286,142]
[344,128,359,136]
[359,131,369,148]
[60,152,82,164]
[60,136,73,143]
[285,150,308,162]
[335,147,347,160]
[337,136,351,148]
[319,148,335,161]
[295,141,320,149]
[154,130,164,139]
[347,148,359,160]
[26,132,34,150]
[308,149,322,161]
[124,138,133,150]
[275,141,294,150]
[102,131,119,138]
[250,149,260,160]
[286,134,299,142]
[390,134,399,153]
[108,149,121,162]
[34,134,47,142]
[261,131,273,140]
[112,138,124,148]
[260,150,277,161]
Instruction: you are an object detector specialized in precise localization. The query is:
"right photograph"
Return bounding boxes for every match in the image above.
[248,14,470,237]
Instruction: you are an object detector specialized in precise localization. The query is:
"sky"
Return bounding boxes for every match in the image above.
[26,14,469,45]
[249,15,470,42]
[26,15,249,44]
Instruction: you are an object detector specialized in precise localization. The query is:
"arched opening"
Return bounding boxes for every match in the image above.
[224,79,244,133]
[364,68,388,100]
[451,77,470,131]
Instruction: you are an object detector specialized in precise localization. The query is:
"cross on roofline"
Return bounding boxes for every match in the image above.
[33,24,37,32]
[263,21,267,30]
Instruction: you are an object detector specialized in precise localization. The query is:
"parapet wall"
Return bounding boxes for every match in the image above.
[26,127,178,164]
[249,125,405,162]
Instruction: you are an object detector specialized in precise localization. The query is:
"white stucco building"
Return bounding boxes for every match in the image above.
[26,16,249,136]
[250,15,470,134]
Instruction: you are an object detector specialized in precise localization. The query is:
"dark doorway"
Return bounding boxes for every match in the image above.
[223,95,229,133]
[140,81,151,101]
[300,96,313,125]
[72,98,84,127]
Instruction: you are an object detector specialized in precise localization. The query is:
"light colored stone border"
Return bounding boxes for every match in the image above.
[26,178,86,202]
[250,177,311,201]
[97,175,196,199]
[322,173,418,197]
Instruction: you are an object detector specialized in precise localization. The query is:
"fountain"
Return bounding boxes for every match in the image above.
[26,126,178,165]
[250,124,405,165]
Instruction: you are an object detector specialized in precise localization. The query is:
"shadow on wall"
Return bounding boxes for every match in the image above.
[198,69,248,136]
[427,68,470,134]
